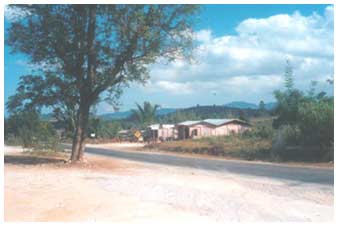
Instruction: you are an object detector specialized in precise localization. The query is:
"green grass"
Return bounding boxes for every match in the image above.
[146,135,272,161]
[22,149,69,159]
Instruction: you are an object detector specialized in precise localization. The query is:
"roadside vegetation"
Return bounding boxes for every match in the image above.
[5,111,60,151]
[5,5,200,162]
[3,5,332,163]
[271,61,333,162]
[146,62,334,163]
[5,60,333,163]
[147,133,272,161]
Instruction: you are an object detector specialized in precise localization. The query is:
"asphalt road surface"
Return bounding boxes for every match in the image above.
[69,144,334,186]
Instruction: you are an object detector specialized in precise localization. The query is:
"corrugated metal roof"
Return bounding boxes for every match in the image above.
[162,124,175,128]
[177,120,201,126]
[203,119,234,126]
[148,124,175,130]
[178,119,250,127]
[148,124,160,130]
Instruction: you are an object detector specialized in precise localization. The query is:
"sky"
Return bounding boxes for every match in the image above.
[4,4,334,115]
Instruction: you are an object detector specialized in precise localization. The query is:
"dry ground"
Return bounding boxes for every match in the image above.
[4,145,333,222]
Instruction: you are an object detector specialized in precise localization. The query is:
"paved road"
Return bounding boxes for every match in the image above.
[72,145,334,186]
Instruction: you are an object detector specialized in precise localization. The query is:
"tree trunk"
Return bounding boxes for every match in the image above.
[70,103,90,162]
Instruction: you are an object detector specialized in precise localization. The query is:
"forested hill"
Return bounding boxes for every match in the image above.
[156,105,270,124]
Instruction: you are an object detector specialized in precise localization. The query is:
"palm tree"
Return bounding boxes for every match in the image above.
[132,102,160,126]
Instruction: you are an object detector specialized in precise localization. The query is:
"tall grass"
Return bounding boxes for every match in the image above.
[147,134,272,161]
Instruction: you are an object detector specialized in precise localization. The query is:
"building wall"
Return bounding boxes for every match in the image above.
[187,122,250,139]
[158,127,176,140]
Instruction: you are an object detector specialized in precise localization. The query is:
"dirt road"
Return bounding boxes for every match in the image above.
[4,145,333,222]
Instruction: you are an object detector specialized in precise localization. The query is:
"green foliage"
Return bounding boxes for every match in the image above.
[88,118,121,139]
[243,124,274,139]
[284,59,294,91]
[131,102,160,127]
[5,111,59,149]
[6,5,199,112]
[238,110,249,122]
[6,4,199,160]
[158,106,267,124]
[298,99,333,148]
[147,134,272,161]
[273,89,305,128]
[272,60,334,160]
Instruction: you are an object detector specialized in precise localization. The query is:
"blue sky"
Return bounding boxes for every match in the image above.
[4,4,333,115]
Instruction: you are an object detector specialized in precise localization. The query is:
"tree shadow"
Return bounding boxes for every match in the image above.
[4,155,67,165]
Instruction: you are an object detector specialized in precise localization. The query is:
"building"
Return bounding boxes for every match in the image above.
[147,124,176,142]
[177,119,252,140]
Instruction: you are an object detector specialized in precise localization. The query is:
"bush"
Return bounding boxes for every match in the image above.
[5,111,60,151]
[88,118,121,139]
[4,135,22,146]
[242,125,274,139]
[147,135,272,161]
[271,125,301,160]
[298,100,333,149]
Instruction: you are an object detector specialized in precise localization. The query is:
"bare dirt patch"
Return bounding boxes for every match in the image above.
[4,146,333,222]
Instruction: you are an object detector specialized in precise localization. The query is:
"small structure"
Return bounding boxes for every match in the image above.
[147,124,176,142]
[117,130,131,141]
[177,119,251,140]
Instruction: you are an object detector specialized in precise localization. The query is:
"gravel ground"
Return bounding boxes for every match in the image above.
[93,164,333,222]
[4,146,333,222]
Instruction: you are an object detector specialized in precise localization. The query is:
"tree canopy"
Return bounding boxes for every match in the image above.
[6,4,199,161]
[273,60,333,159]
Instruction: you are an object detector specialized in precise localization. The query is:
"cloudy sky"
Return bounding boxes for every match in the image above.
[4,4,334,114]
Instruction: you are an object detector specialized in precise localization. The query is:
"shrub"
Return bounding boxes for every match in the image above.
[271,125,301,159]
[298,100,333,149]
[5,111,60,151]
[147,135,272,161]
[242,125,274,139]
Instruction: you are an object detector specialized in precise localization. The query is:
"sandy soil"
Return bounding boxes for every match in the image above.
[4,146,333,222]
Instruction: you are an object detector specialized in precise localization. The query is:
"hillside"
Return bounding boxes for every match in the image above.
[224,101,277,110]
[99,108,177,120]
[224,101,258,109]
[157,105,270,124]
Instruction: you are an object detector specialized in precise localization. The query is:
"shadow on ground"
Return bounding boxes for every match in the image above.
[4,155,66,165]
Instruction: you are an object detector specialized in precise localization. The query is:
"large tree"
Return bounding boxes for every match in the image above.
[6,4,199,162]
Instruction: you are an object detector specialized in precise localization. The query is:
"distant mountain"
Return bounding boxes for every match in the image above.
[224,101,277,111]
[158,104,269,123]
[40,102,276,122]
[156,108,177,116]
[99,111,133,120]
[224,101,258,109]
[99,108,177,120]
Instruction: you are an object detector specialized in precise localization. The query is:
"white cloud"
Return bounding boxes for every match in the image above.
[195,29,212,43]
[140,6,333,105]
[156,81,193,94]
[4,5,31,22]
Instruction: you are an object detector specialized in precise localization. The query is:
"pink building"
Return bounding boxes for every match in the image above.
[177,119,252,140]
[148,124,176,142]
